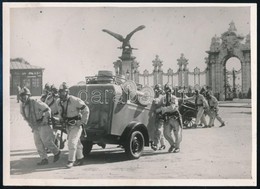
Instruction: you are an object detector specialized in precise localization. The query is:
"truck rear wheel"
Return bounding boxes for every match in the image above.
[82,140,93,158]
[125,130,144,159]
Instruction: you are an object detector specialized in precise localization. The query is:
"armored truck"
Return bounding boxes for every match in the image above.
[69,71,156,159]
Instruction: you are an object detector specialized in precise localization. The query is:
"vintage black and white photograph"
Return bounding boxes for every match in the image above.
[3,3,256,186]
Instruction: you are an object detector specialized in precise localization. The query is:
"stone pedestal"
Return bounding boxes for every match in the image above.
[113,51,137,80]
[121,60,133,79]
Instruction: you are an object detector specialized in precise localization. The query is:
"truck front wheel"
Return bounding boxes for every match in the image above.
[82,140,93,158]
[125,130,144,159]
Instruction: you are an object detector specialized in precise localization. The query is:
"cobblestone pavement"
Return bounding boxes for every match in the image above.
[6,96,254,185]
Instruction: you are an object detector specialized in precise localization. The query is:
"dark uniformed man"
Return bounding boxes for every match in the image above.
[55,82,90,168]
[19,87,61,165]
[154,84,182,153]
[205,91,226,127]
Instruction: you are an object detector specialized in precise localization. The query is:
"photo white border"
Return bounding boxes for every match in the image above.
[3,2,257,186]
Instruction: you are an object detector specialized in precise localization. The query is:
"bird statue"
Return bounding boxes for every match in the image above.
[102,25,145,53]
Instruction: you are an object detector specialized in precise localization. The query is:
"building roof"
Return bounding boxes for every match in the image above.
[10,61,44,70]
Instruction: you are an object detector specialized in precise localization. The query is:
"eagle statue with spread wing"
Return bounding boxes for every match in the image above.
[102,25,145,57]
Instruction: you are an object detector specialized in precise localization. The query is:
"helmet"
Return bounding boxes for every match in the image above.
[154,84,162,91]
[44,83,51,91]
[205,91,212,98]
[51,84,58,94]
[19,87,31,96]
[200,87,206,94]
[154,84,163,96]
[164,83,171,93]
[59,82,69,101]
[59,82,69,92]
[194,89,199,95]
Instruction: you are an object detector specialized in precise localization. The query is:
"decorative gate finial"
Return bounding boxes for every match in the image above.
[177,53,188,70]
[152,55,163,71]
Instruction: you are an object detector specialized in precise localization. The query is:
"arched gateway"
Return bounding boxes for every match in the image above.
[205,21,251,100]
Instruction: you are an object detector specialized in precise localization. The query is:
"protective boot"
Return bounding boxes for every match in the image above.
[37,159,48,166]
[74,158,84,166]
[66,161,74,168]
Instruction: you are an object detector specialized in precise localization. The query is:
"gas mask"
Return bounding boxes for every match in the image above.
[59,90,69,102]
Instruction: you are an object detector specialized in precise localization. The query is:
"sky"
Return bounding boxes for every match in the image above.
[9,3,251,87]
